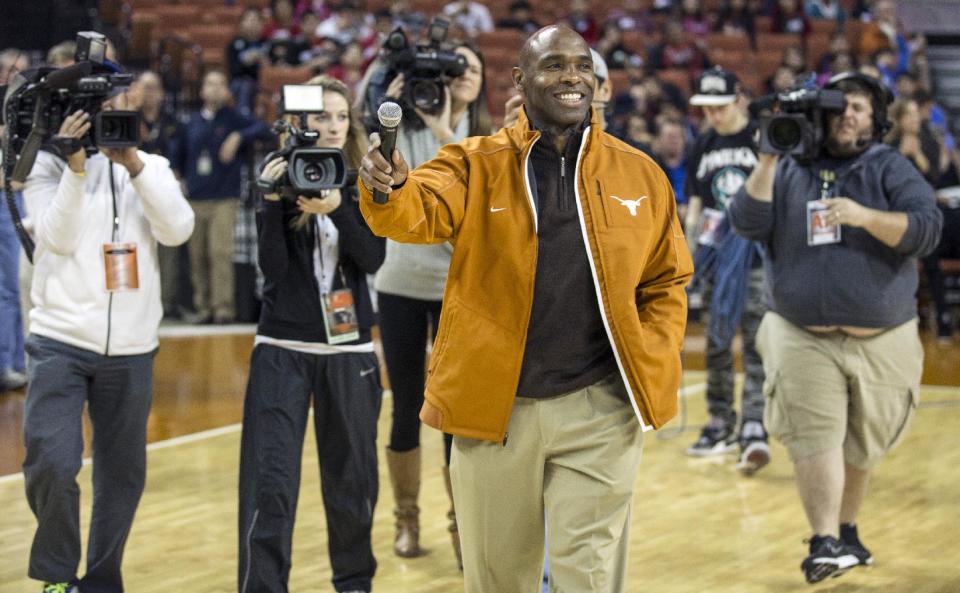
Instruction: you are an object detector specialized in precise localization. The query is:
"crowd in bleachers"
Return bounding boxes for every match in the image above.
[2,0,959,336]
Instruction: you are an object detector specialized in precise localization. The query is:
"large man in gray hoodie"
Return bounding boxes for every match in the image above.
[729,72,942,585]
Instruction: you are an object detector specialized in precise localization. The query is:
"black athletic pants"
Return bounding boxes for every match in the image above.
[238,344,382,593]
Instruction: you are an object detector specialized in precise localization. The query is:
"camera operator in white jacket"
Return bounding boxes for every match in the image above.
[20,105,193,593]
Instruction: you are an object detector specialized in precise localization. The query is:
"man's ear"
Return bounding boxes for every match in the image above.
[511,66,524,93]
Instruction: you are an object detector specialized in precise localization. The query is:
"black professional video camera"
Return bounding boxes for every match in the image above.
[751,87,846,161]
[2,32,139,185]
[256,85,350,200]
[2,31,139,263]
[380,17,467,115]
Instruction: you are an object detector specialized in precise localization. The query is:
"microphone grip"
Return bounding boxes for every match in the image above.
[374,125,398,205]
[42,62,93,90]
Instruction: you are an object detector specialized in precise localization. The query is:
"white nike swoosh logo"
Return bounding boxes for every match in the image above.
[490,207,507,212]
[360,368,376,377]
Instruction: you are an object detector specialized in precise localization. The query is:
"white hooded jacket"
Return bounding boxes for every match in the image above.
[23,150,194,355]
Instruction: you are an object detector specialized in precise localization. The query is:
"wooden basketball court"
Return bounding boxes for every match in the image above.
[1,325,959,593]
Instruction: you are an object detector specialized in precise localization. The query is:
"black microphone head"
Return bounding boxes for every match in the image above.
[42,62,94,91]
[377,101,403,129]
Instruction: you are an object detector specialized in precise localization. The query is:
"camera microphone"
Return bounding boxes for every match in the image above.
[42,62,93,91]
[374,101,403,204]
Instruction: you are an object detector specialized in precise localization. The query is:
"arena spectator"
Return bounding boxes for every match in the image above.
[441,0,494,37]
[771,0,811,34]
[496,1,541,36]
[681,0,712,37]
[648,19,710,75]
[263,0,301,41]
[714,0,757,44]
[608,0,656,33]
[564,0,601,44]
[652,117,689,212]
[596,21,635,70]
[171,69,273,325]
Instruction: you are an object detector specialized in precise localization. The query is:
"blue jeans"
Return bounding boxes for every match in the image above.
[0,191,25,372]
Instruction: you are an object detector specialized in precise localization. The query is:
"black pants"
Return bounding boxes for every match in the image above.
[23,334,155,593]
[238,344,382,593]
[377,292,452,463]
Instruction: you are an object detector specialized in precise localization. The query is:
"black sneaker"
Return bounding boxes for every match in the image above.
[801,535,859,584]
[687,418,737,457]
[840,523,874,566]
[736,420,771,475]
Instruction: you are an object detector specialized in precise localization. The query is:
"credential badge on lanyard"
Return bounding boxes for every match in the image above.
[807,169,841,246]
[102,165,139,291]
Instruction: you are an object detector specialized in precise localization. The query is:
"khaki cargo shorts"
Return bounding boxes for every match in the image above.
[756,312,923,470]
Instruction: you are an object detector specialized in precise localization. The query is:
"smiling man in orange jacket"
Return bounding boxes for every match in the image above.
[359,25,692,593]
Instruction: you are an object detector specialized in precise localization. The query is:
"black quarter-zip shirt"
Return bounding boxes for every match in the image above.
[515,121,617,399]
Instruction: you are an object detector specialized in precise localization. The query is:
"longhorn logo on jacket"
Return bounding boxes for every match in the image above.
[610,195,648,216]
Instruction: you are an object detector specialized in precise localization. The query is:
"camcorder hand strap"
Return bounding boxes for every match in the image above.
[3,152,37,263]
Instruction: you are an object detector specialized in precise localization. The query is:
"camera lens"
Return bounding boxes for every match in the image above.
[411,79,442,112]
[303,162,324,183]
[768,117,802,152]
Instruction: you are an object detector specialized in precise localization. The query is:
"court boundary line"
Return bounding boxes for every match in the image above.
[6,378,960,484]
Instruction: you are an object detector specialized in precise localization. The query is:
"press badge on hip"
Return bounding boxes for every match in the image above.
[323,288,360,344]
[103,243,139,292]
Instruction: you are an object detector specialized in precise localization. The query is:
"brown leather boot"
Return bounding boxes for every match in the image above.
[442,465,463,570]
[386,447,422,558]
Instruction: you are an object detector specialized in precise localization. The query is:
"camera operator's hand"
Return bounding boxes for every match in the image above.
[102,147,145,178]
[219,132,243,164]
[58,110,91,173]
[385,73,405,101]
[820,197,871,228]
[297,190,342,215]
[360,132,409,196]
[415,88,454,144]
[259,157,288,202]
[502,94,524,129]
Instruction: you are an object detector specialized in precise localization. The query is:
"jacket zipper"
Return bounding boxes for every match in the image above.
[105,295,113,356]
[569,126,651,431]
[560,155,566,211]
[105,164,119,356]
[523,137,540,234]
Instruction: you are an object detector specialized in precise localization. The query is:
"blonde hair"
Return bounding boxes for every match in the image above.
[884,98,916,144]
[289,75,369,230]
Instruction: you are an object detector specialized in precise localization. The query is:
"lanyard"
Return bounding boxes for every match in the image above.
[109,162,120,242]
[313,215,346,296]
[818,168,836,201]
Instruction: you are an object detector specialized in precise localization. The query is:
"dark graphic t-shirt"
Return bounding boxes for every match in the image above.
[683,122,758,212]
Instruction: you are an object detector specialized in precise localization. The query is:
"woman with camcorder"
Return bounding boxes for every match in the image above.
[237,75,384,593]
[373,41,492,568]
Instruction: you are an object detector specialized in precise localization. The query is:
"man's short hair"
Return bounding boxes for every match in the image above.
[913,88,932,106]
[653,117,683,137]
[46,40,76,67]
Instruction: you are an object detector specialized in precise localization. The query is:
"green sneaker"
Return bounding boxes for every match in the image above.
[42,583,76,593]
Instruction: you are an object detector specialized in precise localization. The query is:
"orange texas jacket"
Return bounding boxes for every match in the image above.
[359,108,693,442]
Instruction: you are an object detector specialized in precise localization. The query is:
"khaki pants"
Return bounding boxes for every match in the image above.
[756,312,923,469]
[450,374,644,593]
[188,199,236,321]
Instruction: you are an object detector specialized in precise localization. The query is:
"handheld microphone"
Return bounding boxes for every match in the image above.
[374,101,403,204]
